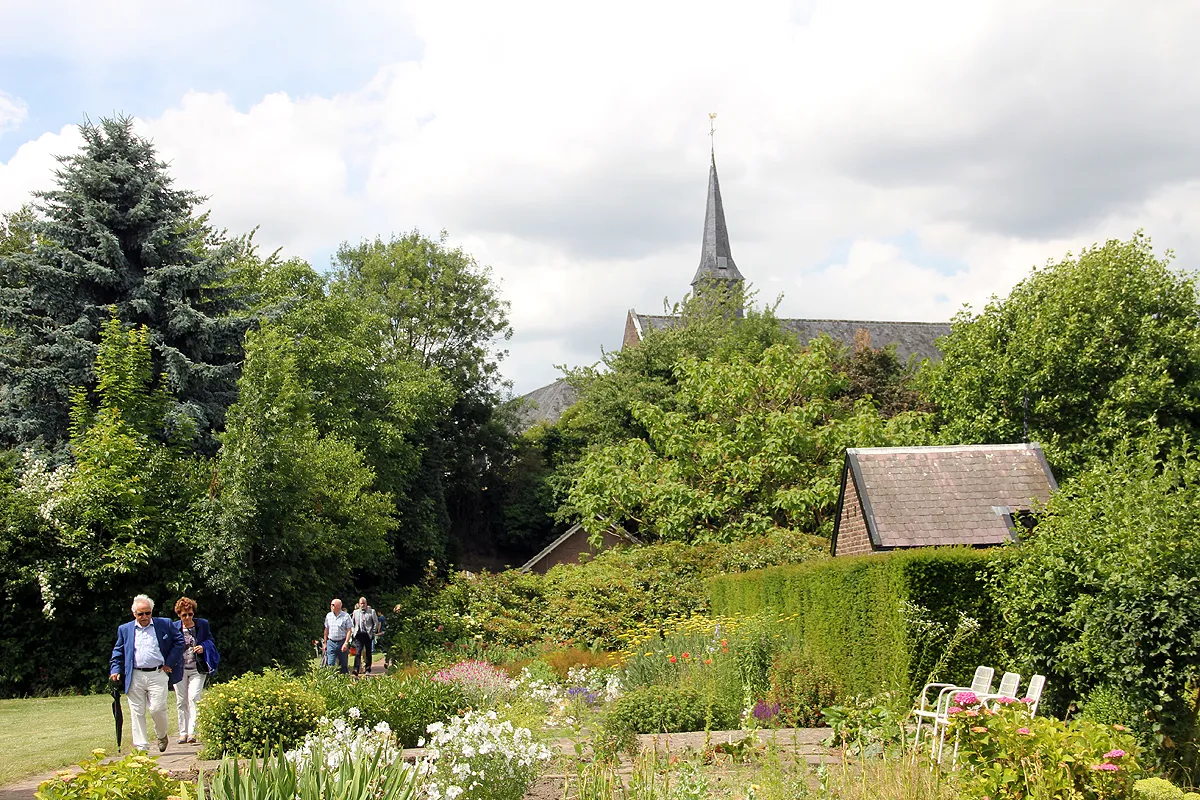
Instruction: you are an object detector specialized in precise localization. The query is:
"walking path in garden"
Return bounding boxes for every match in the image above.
[0,729,836,800]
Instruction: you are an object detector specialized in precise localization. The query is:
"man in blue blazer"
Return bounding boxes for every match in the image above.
[110,594,186,752]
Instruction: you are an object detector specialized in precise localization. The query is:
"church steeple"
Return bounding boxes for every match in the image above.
[690,152,745,292]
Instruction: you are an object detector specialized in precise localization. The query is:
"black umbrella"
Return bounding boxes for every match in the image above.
[110,679,123,751]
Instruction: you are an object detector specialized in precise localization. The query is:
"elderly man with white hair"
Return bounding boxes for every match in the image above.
[110,594,186,752]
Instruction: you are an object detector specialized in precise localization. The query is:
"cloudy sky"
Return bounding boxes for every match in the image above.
[2,1,1198,395]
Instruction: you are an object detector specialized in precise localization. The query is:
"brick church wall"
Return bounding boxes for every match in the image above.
[834,474,875,556]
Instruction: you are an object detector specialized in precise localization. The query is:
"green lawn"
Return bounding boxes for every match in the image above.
[0,694,179,787]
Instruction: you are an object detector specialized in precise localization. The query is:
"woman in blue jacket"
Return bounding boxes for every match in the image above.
[171,597,220,744]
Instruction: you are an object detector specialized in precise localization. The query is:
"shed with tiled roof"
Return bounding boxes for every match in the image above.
[831,443,1058,557]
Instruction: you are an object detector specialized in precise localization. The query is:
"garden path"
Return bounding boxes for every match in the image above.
[0,729,837,800]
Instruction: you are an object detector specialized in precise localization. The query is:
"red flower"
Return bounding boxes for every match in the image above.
[668,655,677,663]
[682,652,691,660]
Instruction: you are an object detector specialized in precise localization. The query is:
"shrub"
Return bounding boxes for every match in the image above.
[421,710,552,800]
[821,692,908,757]
[538,648,616,677]
[602,685,739,740]
[431,659,512,704]
[1134,778,1185,800]
[197,669,326,757]
[767,650,842,727]
[301,670,470,748]
[999,441,1200,768]
[948,694,1143,800]
[710,547,1005,698]
[1080,683,1154,746]
[35,751,180,800]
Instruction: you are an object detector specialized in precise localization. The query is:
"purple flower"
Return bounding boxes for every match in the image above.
[1103,749,1126,759]
[752,701,781,722]
[953,691,979,706]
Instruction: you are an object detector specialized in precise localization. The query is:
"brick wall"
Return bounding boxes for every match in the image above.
[834,473,875,556]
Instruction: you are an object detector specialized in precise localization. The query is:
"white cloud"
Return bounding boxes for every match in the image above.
[0,90,27,137]
[3,0,1200,394]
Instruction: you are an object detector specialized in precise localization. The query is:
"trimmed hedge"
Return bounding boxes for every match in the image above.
[710,547,1006,697]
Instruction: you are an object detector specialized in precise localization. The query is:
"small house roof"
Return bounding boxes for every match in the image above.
[834,443,1058,552]
[514,379,579,430]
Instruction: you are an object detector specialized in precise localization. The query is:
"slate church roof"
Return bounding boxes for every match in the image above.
[831,443,1059,554]
[516,151,954,429]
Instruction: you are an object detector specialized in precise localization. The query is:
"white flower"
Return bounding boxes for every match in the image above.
[347,707,361,719]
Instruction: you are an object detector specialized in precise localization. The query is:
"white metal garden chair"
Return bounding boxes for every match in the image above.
[1023,674,1046,716]
[912,665,994,754]
[944,671,1022,764]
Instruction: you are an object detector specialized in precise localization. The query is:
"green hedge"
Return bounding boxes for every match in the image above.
[710,547,1007,697]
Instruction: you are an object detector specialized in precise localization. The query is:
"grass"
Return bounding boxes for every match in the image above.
[0,693,180,787]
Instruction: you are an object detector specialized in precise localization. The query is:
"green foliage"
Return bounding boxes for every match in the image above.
[35,750,181,800]
[332,231,514,566]
[196,669,327,757]
[710,547,1005,698]
[0,317,205,695]
[197,326,395,672]
[602,685,739,739]
[300,670,469,748]
[1079,684,1154,747]
[949,700,1142,800]
[568,338,932,543]
[394,530,826,657]
[1135,778,1187,800]
[999,439,1200,766]
[767,650,842,728]
[821,692,909,757]
[924,232,1200,478]
[200,745,421,800]
[0,116,249,457]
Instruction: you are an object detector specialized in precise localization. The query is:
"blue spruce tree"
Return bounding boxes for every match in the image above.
[0,116,249,457]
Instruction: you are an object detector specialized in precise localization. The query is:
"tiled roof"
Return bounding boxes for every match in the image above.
[838,443,1058,551]
[636,314,951,363]
[514,379,578,429]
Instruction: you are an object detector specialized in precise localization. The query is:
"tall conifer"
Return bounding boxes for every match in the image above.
[0,116,248,456]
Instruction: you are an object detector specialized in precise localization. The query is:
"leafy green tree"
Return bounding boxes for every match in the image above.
[568,339,932,542]
[331,231,514,562]
[198,326,396,671]
[0,116,249,457]
[999,438,1200,765]
[924,233,1200,477]
[0,317,204,693]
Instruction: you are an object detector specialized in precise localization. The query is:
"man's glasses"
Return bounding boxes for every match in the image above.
[134,611,152,617]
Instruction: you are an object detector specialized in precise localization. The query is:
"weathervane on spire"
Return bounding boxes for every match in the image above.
[708,112,717,153]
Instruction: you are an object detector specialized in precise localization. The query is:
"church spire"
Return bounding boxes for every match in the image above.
[690,151,745,292]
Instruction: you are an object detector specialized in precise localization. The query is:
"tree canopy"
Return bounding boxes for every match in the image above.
[0,117,249,457]
[924,233,1200,477]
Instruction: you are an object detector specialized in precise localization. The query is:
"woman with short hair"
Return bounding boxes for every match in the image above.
[171,597,220,743]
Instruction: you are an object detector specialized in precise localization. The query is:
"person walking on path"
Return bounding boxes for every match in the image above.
[171,597,220,744]
[110,594,185,753]
[351,597,379,675]
[323,598,353,674]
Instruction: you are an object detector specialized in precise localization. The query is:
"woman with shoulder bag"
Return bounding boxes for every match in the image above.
[171,597,220,743]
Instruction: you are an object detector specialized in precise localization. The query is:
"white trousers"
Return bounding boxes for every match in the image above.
[127,669,169,750]
[175,669,206,737]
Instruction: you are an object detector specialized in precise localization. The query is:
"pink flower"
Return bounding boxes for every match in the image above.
[1090,763,1120,772]
[1020,697,1035,704]
[1016,727,1031,735]
[953,691,978,706]
[947,706,964,714]
[1104,749,1126,759]
[994,696,1017,705]
[963,709,979,717]
[970,726,987,733]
